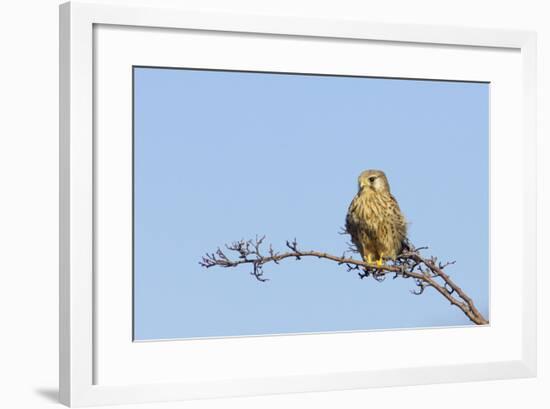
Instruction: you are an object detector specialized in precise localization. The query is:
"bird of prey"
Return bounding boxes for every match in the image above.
[346,170,407,265]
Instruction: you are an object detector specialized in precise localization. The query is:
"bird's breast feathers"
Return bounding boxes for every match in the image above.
[348,192,386,227]
[347,191,406,238]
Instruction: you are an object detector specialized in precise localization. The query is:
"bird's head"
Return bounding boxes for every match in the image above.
[358,169,390,194]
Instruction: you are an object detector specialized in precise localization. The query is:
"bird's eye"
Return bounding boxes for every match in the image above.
[369,176,376,183]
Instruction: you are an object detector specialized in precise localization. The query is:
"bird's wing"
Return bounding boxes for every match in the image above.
[389,193,408,237]
[389,194,405,219]
[345,199,358,236]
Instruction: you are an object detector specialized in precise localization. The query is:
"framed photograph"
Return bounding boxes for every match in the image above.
[59,1,537,407]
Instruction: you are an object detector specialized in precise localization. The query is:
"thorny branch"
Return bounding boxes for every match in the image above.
[200,235,488,325]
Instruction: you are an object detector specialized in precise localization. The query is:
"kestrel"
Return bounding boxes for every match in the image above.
[346,170,407,265]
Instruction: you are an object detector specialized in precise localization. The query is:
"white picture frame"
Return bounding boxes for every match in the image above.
[59,1,537,407]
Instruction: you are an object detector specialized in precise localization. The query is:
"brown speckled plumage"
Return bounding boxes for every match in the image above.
[346,170,407,262]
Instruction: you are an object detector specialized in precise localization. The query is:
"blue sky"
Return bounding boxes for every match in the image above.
[133,67,489,340]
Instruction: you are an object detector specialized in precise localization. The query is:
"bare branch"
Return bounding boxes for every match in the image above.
[199,236,488,325]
